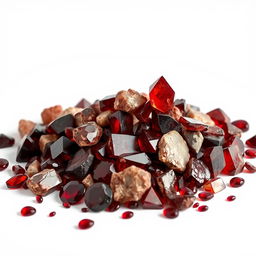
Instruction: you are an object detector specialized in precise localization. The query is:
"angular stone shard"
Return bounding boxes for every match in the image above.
[141,187,163,209]
[182,130,204,154]
[156,170,177,196]
[109,111,133,134]
[186,107,215,126]
[61,107,83,116]
[41,105,63,125]
[100,95,116,111]
[203,177,226,193]
[47,114,75,135]
[75,98,91,109]
[179,117,208,132]
[207,108,230,125]
[39,134,59,154]
[26,159,41,177]
[137,130,161,153]
[165,195,196,211]
[18,119,36,138]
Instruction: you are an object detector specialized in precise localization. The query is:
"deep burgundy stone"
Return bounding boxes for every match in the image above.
[134,101,152,122]
[6,174,28,189]
[121,211,134,219]
[65,148,94,180]
[193,202,199,208]
[226,195,236,201]
[202,135,225,147]
[21,206,36,216]
[207,108,230,125]
[81,207,89,212]
[63,202,71,208]
[163,208,179,219]
[105,201,120,212]
[0,158,9,171]
[49,211,56,217]
[246,135,256,148]
[124,201,140,209]
[41,157,66,174]
[91,142,107,160]
[174,99,187,113]
[141,187,163,209]
[179,187,194,196]
[75,98,91,108]
[219,123,242,139]
[179,117,208,132]
[0,134,15,148]
[133,122,151,136]
[78,219,94,229]
[65,127,73,140]
[29,124,46,142]
[229,177,244,188]
[244,161,256,173]
[109,111,133,134]
[198,192,214,201]
[149,76,175,113]
[197,205,208,212]
[36,195,43,203]
[165,195,195,211]
[59,181,85,205]
[47,114,75,135]
[202,126,225,137]
[231,120,249,132]
[100,95,116,111]
[12,165,25,175]
[92,160,115,184]
[91,100,101,114]
[84,183,113,212]
[137,130,161,153]
[224,136,244,155]
[245,149,256,159]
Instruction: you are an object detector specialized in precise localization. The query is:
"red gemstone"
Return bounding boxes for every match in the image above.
[197,205,208,212]
[179,117,208,132]
[246,135,256,148]
[230,177,245,188]
[141,187,163,209]
[245,149,256,158]
[124,201,139,209]
[179,187,194,196]
[100,95,116,111]
[198,192,214,201]
[0,134,15,148]
[78,219,94,229]
[134,101,152,122]
[75,98,91,108]
[149,76,175,113]
[47,114,75,135]
[63,202,71,208]
[193,202,199,208]
[109,111,133,134]
[163,208,179,219]
[6,174,28,189]
[0,158,9,171]
[137,130,161,153]
[92,160,115,184]
[121,211,134,219]
[105,201,120,212]
[244,162,256,173]
[65,127,74,140]
[81,207,89,212]
[226,195,236,201]
[12,165,25,175]
[49,211,56,217]
[207,108,230,125]
[21,206,36,216]
[231,120,249,132]
[36,195,43,203]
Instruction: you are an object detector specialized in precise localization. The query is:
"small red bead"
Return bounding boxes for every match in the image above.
[78,219,94,229]
[121,211,134,219]
[244,149,256,159]
[198,192,214,201]
[63,202,71,208]
[81,207,89,213]
[0,158,9,171]
[197,205,208,212]
[230,177,245,188]
[6,174,28,189]
[36,195,43,203]
[193,202,199,208]
[231,120,249,132]
[105,201,120,212]
[163,208,179,219]
[21,206,36,216]
[226,195,236,201]
[49,211,56,217]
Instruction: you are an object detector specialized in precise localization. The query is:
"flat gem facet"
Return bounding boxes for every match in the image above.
[231,120,249,132]
[109,111,133,134]
[141,187,163,209]
[47,114,75,135]
[203,177,226,193]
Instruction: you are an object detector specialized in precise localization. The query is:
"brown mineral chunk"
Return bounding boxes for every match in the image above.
[114,89,147,113]
[186,107,215,126]
[82,174,94,188]
[41,105,63,125]
[39,134,59,153]
[158,130,190,172]
[182,130,204,154]
[168,106,183,121]
[61,107,83,116]
[110,165,151,203]
[166,195,196,211]
[18,119,36,138]
[96,110,113,127]
[75,108,97,127]
[26,160,41,177]
[27,169,62,196]
[156,170,177,196]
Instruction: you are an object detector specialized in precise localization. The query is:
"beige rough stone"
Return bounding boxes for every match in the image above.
[114,89,147,113]
[110,165,151,203]
[96,110,113,127]
[186,107,215,126]
[26,160,41,177]
[82,174,94,188]
[41,105,63,125]
[18,119,36,138]
[168,106,183,121]
[182,130,204,154]
[61,107,83,116]
[75,108,97,126]
[158,130,190,172]
[39,134,59,153]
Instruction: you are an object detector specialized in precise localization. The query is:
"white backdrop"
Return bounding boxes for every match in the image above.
[0,1,255,256]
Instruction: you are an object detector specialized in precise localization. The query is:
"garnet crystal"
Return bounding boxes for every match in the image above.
[78,219,94,229]
[0,134,15,148]
[0,158,9,171]
[21,206,36,217]
[6,174,28,189]
[246,135,256,148]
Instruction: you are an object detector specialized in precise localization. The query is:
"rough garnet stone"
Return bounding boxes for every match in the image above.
[246,135,256,148]
[163,208,179,219]
[244,162,256,172]
[59,181,85,205]
[137,130,161,153]
[230,177,245,188]
[141,187,163,209]
[100,95,116,111]
[0,134,15,148]
[121,211,134,219]
[6,174,28,189]
[78,219,94,230]
[179,117,208,132]
[231,120,249,132]
[21,206,36,216]
[92,160,115,184]
[109,111,133,134]
[149,76,175,113]
[0,158,9,171]
[84,183,113,212]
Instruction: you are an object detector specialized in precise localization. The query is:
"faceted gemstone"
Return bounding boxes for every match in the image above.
[133,122,150,136]
[152,113,182,134]
[165,195,196,211]
[156,170,177,196]
[78,219,94,229]
[63,202,71,208]
[12,165,25,175]
[47,114,75,134]
[50,136,78,160]
[202,126,225,137]
[174,99,187,113]
[197,205,208,212]
[75,108,97,126]
[59,181,85,205]
[202,146,225,178]
[27,169,62,196]
[36,195,43,203]
[231,120,249,132]
[184,158,211,188]
[202,135,225,147]
[224,136,244,155]
[29,124,46,142]
[73,122,103,147]
[96,110,113,127]
[193,202,199,208]
[141,187,163,209]
[84,183,113,212]
[81,207,89,212]
[41,157,66,174]
[149,76,175,113]
[207,108,230,125]
[92,160,115,184]
[65,148,94,180]
[182,130,204,154]
[100,95,116,111]
[6,174,28,189]
[219,123,242,139]
[229,177,245,188]
[105,201,120,212]
[163,208,179,219]
[0,134,15,148]
[91,142,107,160]
[179,187,194,196]
[49,211,56,217]
[75,98,91,109]
[134,101,152,122]
[109,111,133,134]
[179,117,208,132]
[107,134,139,157]
[244,162,256,173]
[245,149,256,158]
[203,177,226,193]
[16,136,40,162]
[115,153,151,172]
[21,206,36,217]
[137,130,161,153]
[246,135,256,148]
[121,211,134,219]
[0,158,9,171]
[198,192,214,201]
[226,195,236,201]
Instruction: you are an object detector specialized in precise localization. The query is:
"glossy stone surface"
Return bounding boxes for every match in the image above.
[59,181,85,205]
[84,183,113,212]
[49,211,56,217]
[231,120,249,132]
[197,205,208,212]
[193,202,199,208]
[6,174,28,189]
[202,134,225,147]
[0,134,15,148]
[100,95,116,111]
[39,134,59,155]
[0,158,9,171]
[179,117,208,132]
[47,114,75,134]
[73,122,103,147]
[21,206,36,217]
[109,111,133,134]
[12,165,25,175]
[65,148,94,180]
[96,110,113,127]
[121,211,134,219]
[92,160,115,184]
[165,195,195,211]
[105,201,120,212]
[246,135,256,148]
[244,161,256,173]
[78,219,94,229]
[226,195,236,201]
[245,149,256,158]
[156,170,177,196]
[75,98,91,109]
[163,208,179,219]
[36,195,43,203]
[182,130,204,154]
[91,142,107,160]
[198,192,214,201]
[141,187,163,209]
[137,130,161,153]
[203,177,226,193]
[134,101,152,122]
[229,177,245,188]
[207,108,230,125]
[219,123,242,139]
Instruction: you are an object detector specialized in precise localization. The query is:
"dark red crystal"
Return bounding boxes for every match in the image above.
[134,101,152,122]
[230,177,245,188]
[137,130,161,153]
[0,134,15,148]
[92,160,115,184]
[121,211,134,219]
[63,202,71,208]
[226,195,236,201]
[179,117,208,132]
[179,187,194,196]
[100,95,115,111]
[245,149,256,158]
[75,98,91,108]
[36,195,43,203]
[207,108,230,125]
[0,158,9,171]
[141,187,163,209]
[198,192,214,201]
[197,205,208,212]
[12,165,25,175]
[231,120,249,132]
[246,135,256,148]
[47,114,75,135]
[21,206,36,216]
[193,202,199,208]
[109,111,133,134]
[163,208,179,219]
[244,162,256,173]
[6,174,28,189]
[78,219,94,229]
[105,201,120,212]
[124,201,140,209]
[81,207,89,212]
[49,211,56,217]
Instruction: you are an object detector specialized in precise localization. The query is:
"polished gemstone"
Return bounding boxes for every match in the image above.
[78,219,94,229]
[121,211,134,219]
[197,205,208,212]
[0,158,9,171]
[12,165,25,175]
[198,192,214,201]
[6,174,28,189]
[47,114,75,135]
[244,149,256,159]
[246,135,256,148]
[0,134,15,148]
[229,177,245,188]
[21,206,36,217]
[231,120,249,132]
[137,130,161,153]
[109,111,133,134]
[163,208,179,219]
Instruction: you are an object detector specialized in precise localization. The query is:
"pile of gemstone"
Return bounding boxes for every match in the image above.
[1,76,256,229]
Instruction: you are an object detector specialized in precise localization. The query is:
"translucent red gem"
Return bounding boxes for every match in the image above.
[246,135,256,148]
[198,192,214,201]
[163,208,179,219]
[36,195,43,203]
[230,177,245,188]
[21,206,36,216]
[226,195,236,201]
[0,134,15,148]
[121,211,134,219]
[6,174,28,189]
[197,205,208,212]
[105,201,120,212]
[49,211,56,217]
[12,165,25,175]
[81,207,89,212]
[141,187,163,209]
[78,219,94,229]
[231,120,249,132]
[179,117,208,132]
[244,162,256,173]
[0,158,9,171]
[109,111,133,134]
[244,149,256,159]
[193,202,199,208]
[63,202,71,208]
